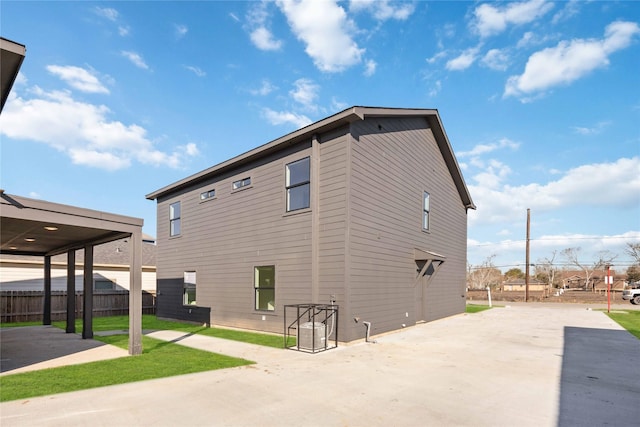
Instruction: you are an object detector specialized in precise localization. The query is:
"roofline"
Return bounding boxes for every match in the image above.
[146,106,475,209]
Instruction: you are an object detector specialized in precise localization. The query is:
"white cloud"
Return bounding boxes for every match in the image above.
[246,2,283,51]
[175,24,188,38]
[472,0,554,38]
[184,65,206,77]
[446,47,480,71]
[28,192,42,199]
[505,21,640,99]
[289,78,320,111]
[94,6,119,21]
[118,26,130,37]
[121,51,150,70]
[572,121,611,136]
[330,97,349,112]
[468,157,640,226]
[458,138,521,158]
[426,50,447,64]
[46,65,109,94]
[482,48,510,71]
[428,80,442,98]
[552,0,580,25]
[250,79,278,96]
[261,108,312,128]
[277,0,364,72]
[250,27,283,51]
[364,59,377,76]
[349,0,415,21]
[0,87,197,171]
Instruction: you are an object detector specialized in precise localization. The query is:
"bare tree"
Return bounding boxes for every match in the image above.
[625,242,640,265]
[467,255,502,290]
[561,247,617,292]
[536,250,558,292]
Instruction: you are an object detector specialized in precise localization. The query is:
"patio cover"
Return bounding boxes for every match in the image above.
[1,37,26,113]
[0,192,143,355]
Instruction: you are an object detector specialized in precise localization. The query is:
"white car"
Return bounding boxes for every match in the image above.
[622,285,640,305]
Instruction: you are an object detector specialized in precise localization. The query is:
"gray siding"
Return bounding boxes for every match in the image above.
[347,117,467,340]
[156,144,313,333]
[153,112,469,342]
[317,126,350,340]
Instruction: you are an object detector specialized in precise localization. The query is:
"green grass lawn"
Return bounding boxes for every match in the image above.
[0,314,295,402]
[0,335,253,402]
[606,310,640,340]
[466,304,492,314]
[2,315,288,348]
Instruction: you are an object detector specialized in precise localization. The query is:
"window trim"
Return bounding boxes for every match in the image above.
[285,157,311,212]
[183,271,197,306]
[232,177,252,191]
[169,201,181,237]
[199,189,216,201]
[422,191,430,232]
[254,265,275,312]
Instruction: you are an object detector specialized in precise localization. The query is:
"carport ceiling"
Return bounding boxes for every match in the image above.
[1,193,143,257]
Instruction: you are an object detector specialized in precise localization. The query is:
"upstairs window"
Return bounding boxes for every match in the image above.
[233,177,251,190]
[169,201,181,236]
[200,189,216,200]
[423,192,430,231]
[286,157,310,212]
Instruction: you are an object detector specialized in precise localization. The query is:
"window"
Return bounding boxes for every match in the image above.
[286,157,310,212]
[200,189,216,200]
[169,201,181,236]
[254,266,275,311]
[233,177,251,190]
[423,192,430,231]
[183,271,196,305]
[94,279,115,291]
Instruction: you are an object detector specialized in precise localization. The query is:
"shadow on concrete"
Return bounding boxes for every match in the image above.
[0,325,124,374]
[558,326,640,426]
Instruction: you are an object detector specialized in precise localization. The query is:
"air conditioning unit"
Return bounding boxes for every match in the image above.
[297,322,326,351]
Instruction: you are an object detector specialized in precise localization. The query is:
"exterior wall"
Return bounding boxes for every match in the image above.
[155,143,314,333]
[317,126,350,340]
[153,114,470,342]
[346,117,467,340]
[0,262,156,292]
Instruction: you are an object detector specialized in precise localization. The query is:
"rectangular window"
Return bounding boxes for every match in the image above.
[233,177,251,190]
[183,271,196,305]
[200,189,216,200]
[254,266,275,311]
[423,192,430,231]
[286,157,310,212]
[94,279,115,291]
[169,201,181,236]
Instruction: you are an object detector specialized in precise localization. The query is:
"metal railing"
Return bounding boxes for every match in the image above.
[284,303,338,353]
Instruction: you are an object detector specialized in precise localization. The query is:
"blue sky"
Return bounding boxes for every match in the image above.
[1,1,639,272]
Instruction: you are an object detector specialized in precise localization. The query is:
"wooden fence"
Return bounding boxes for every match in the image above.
[0,290,156,323]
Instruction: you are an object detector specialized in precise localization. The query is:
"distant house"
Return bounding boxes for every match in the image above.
[0,235,156,292]
[502,278,547,292]
[562,274,585,289]
[146,106,475,342]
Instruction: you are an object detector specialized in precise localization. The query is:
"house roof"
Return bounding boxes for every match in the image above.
[146,106,476,210]
[1,37,26,113]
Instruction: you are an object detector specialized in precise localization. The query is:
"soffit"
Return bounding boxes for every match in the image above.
[1,37,26,113]
[1,193,143,257]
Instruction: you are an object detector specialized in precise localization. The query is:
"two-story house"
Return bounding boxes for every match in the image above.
[146,106,475,342]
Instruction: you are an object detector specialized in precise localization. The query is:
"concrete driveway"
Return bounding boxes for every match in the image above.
[1,304,639,426]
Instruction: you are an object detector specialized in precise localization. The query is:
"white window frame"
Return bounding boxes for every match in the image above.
[233,177,251,190]
[183,271,196,306]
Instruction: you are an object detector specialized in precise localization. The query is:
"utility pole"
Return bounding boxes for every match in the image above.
[525,208,531,303]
